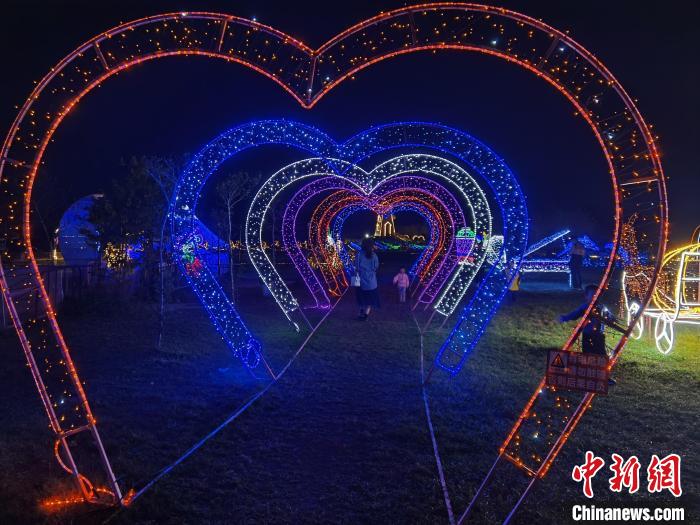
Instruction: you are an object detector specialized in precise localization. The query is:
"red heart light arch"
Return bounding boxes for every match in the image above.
[0,3,668,517]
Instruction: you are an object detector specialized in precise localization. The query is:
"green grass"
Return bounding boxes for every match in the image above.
[0,272,697,524]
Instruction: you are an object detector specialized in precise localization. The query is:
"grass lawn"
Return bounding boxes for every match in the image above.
[0,262,697,524]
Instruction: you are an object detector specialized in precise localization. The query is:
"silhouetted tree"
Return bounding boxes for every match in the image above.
[87,156,174,295]
[216,171,261,302]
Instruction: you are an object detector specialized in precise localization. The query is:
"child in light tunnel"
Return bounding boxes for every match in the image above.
[392,267,410,303]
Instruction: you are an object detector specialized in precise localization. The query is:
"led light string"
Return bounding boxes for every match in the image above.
[644,241,700,354]
[524,229,571,257]
[619,214,659,344]
[281,176,360,308]
[245,159,367,318]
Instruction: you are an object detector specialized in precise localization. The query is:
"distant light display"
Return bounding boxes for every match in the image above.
[519,229,572,278]
[310,186,453,295]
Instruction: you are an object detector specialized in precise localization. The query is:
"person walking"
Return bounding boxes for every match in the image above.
[392,267,410,303]
[569,239,585,290]
[355,237,380,320]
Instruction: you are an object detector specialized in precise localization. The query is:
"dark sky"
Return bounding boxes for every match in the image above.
[2,0,698,246]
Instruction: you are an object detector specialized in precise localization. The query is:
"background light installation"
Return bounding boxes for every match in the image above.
[0,3,668,509]
[518,229,573,281]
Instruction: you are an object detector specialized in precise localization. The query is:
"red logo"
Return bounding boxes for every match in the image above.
[573,452,682,498]
[647,454,682,497]
[572,451,606,498]
[608,454,641,494]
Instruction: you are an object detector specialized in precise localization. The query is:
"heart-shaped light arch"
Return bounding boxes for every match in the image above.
[330,201,447,281]
[281,168,490,310]
[308,186,458,297]
[171,122,523,372]
[0,3,667,508]
[304,173,488,309]
[279,174,471,309]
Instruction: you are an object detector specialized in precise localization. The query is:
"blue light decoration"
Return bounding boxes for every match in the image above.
[173,220,262,370]
[559,234,601,257]
[519,229,572,276]
[170,120,528,376]
[524,229,570,257]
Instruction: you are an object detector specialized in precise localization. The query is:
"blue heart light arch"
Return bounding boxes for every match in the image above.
[170,120,528,376]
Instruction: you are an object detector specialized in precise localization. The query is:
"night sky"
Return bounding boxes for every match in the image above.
[1,0,697,246]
